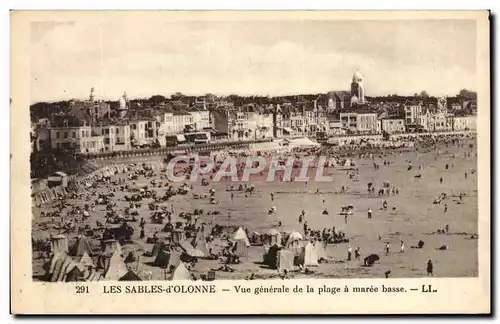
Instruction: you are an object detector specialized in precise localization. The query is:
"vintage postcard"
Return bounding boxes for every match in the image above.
[11,10,490,314]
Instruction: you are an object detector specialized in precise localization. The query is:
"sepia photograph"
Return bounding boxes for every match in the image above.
[11,10,490,314]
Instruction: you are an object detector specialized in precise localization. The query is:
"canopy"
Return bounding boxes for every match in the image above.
[288,137,320,149]
[268,228,280,236]
[287,231,304,242]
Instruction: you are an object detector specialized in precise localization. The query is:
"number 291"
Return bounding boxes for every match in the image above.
[76,286,89,294]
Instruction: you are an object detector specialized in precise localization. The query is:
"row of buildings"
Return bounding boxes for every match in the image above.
[30,73,477,154]
[31,100,477,154]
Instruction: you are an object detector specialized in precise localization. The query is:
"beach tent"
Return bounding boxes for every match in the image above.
[263,244,280,268]
[289,137,320,149]
[267,228,282,246]
[233,227,251,246]
[79,251,95,269]
[150,242,167,258]
[286,231,304,256]
[285,231,303,247]
[104,249,129,281]
[314,241,328,261]
[119,269,142,281]
[45,252,82,282]
[70,236,93,257]
[101,239,122,256]
[190,231,210,258]
[302,242,319,267]
[233,227,251,257]
[179,240,205,258]
[277,250,294,272]
[50,234,69,255]
[170,229,184,245]
[154,249,181,270]
[84,269,102,282]
[171,262,192,281]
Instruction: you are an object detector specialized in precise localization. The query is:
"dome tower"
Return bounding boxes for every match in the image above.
[350,72,365,105]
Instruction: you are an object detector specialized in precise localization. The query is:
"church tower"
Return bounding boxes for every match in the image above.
[118,91,129,118]
[351,72,365,105]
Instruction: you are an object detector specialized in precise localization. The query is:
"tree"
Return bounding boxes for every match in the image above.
[420,91,429,98]
[458,89,477,100]
[149,95,167,104]
[170,92,184,100]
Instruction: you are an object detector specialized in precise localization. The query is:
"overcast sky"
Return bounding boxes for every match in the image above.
[30,16,477,103]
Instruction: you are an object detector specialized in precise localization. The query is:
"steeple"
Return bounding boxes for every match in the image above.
[89,87,95,101]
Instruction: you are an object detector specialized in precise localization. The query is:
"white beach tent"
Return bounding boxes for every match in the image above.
[233,227,251,246]
[104,249,129,281]
[171,262,192,280]
[302,241,319,267]
[233,227,251,256]
[286,231,304,256]
[289,137,320,149]
[277,249,294,272]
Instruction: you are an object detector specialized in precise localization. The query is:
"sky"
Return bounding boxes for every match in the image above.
[29,15,477,103]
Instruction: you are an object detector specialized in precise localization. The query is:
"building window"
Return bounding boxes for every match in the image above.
[64,132,68,139]
[104,138,110,144]
[72,131,76,138]
[56,131,60,139]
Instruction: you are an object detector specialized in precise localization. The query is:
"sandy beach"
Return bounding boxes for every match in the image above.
[31,137,478,280]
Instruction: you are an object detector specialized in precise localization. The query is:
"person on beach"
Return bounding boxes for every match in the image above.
[400,240,405,253]
[385,242,390,256]
[439,177,443,184]
[354,247,361,260]
[427,260,434,276]
[444,204,448,212]
[347,245,353,261]
[368,208,372,219]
